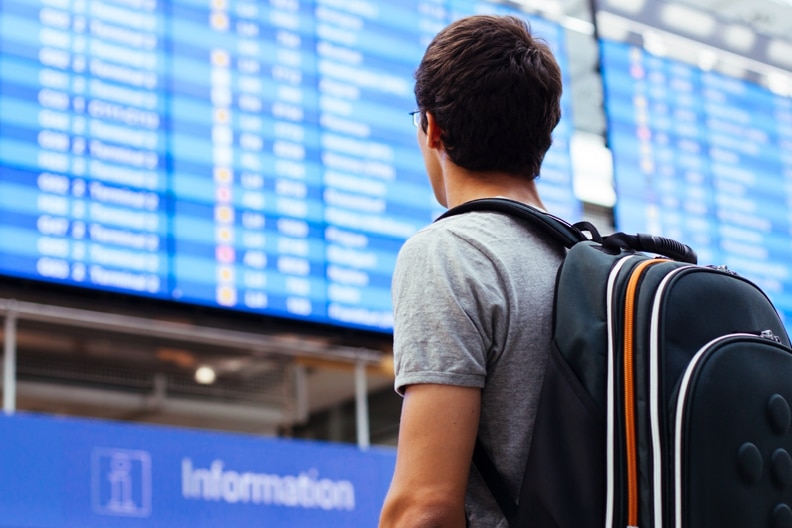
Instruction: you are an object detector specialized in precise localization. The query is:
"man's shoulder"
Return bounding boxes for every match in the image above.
[408,210,519,243]
[404,210,561,255]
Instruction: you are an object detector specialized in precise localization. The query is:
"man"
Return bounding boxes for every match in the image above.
[378,14,565,528]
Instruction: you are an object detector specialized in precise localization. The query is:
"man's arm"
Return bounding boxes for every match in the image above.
[379,383,481,528]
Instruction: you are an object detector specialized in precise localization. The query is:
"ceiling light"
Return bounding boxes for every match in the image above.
[605,0,646,15]
[195,366,217,385]
[768,39,792,69]
[660,4,716,38]
[723,24,756,51]
[698,49,718,71]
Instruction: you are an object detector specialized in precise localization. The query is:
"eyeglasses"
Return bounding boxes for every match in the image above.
[409,110,421,128]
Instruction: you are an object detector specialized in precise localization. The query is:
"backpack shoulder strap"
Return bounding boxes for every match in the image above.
[439,198,697,264]
[438,197,592,527]
[435,197,595,248]
[439,198,697,527]
[473,439,519,526]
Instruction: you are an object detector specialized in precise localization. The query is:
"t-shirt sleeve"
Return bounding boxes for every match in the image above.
[392,226,506,395]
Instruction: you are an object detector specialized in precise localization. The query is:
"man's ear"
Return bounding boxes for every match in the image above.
[424,112,444,150]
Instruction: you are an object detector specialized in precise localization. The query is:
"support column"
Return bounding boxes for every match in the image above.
[3,309,18,414]
[355,359,370,449]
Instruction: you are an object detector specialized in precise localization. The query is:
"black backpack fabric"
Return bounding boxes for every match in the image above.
[438,197,792,528]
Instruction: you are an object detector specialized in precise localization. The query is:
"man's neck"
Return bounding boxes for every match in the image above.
[443,164,547,211]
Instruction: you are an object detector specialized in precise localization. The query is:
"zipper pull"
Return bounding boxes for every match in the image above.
[760,330,781,342]
[707,264,737,275]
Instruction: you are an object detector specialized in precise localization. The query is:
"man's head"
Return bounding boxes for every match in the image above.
[414,15,563,180]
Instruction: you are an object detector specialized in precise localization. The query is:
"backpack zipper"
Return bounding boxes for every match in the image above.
[649,266,696,528]
[651,270,785,528]
[672,332,758,528]
[623,258,666,528]
[761,329,781,342]
[606,256,638,528]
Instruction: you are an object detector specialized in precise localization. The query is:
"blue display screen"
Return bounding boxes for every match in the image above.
[601,39,792,323]
[0,0,577,333]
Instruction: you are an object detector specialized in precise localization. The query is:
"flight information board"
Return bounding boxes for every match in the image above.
[601,39,792,323]
[0,0,577,333]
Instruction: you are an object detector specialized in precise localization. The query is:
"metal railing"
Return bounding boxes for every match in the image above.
[0,298,381,448]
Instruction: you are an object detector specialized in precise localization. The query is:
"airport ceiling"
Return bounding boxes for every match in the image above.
[542,0,792,136]
[681,0,792,40]
[561,0,792,39]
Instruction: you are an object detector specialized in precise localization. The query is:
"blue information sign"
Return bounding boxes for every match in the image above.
[0,413,396,527]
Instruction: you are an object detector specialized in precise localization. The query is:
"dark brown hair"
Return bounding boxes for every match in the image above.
[414,15,563,179]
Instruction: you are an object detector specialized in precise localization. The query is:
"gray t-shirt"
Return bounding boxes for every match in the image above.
[392,210,564,527]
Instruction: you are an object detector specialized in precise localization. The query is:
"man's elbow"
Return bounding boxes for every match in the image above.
[379,494,466,528]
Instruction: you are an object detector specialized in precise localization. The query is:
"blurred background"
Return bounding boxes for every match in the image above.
[1,0,791,451]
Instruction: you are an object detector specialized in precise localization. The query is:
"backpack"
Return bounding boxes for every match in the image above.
[438,197,792,528]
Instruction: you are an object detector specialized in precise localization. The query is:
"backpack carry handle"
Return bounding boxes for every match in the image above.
[603,232,698,265]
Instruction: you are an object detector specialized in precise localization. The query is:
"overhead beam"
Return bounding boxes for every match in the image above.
[0,298,382,365]
[15,380,286,427]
